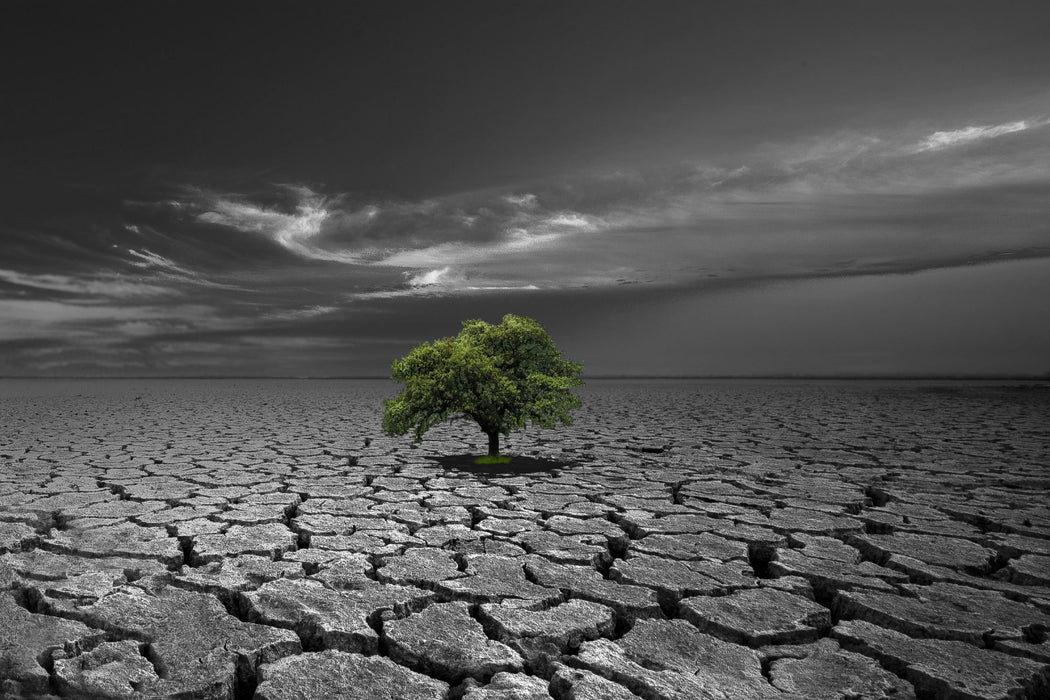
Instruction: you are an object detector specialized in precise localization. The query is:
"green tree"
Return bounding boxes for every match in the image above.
[382,314,583,456]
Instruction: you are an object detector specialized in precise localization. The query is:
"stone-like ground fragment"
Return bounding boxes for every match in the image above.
[460,671,554,699]
[254,650,449,700]
[173,553,305,610]
[767,507,865,536]
[513,530,612,567]
[191,523,298,564]
[40,522,183,566]
[523,555,663,623]
[549,664,640,700]
[308,552,375,589]
[1,548,169,589]
[0,591,106,697]
[834,619,1050,699]
[851,532,1000,573]
[835,581,1050,645]
[0,522,38,554]
[437,554,562,604]
[480,598,615,670]
[243,577,432,653]
[575,619,779,699]
[612,553,755,605]
[54,581,301,698]
[765,639,917,699]
[384,601,523,683]
[376,547,463,588]
[1004,553,1050,586]
[52,639,160,699]
[768,547,906,596]
[679,587,831,646]
[631,531,749,561]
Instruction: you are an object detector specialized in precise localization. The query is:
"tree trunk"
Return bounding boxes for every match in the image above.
[487,430,500,456]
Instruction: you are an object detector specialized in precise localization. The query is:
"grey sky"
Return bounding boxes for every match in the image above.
[2,2,1049,376]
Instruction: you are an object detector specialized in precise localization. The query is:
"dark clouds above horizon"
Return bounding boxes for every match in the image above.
[2,1,1050,377]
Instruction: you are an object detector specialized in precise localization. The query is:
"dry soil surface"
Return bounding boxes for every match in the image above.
[1,379,1048,699]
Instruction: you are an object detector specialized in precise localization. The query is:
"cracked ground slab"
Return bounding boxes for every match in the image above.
[1,378,1049,699]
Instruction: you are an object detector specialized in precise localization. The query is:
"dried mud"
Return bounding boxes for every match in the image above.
[1,378,1048,699]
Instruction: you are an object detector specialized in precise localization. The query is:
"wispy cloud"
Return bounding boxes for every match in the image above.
[403,265,541,294]
[181,185,604,294]
[0,293,242,350]
[0,269,174,298]
[265,304,339,321]
[127,248,194,275]
[195,187,373,264]
[105,110,1050,316]
[0,299,154,341]
[346,265,540,300]
[407,266,458,287]
[912,119,1031,152]
[373,210,598,269]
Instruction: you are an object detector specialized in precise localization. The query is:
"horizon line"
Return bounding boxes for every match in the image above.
[2,374,1048,381]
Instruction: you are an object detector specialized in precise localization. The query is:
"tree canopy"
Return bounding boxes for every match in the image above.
[382,314,583,456]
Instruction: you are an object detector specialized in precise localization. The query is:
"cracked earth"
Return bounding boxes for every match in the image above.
[1,378,1048,699]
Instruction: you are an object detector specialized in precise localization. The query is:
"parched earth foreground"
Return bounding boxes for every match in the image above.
[1,379,1049,700]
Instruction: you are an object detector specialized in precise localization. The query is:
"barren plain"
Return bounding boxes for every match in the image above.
[1,378,1049,699]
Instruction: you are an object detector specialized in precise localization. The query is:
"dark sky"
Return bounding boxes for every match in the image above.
[3,1,1050,377]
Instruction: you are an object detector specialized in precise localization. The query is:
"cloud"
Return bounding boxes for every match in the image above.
[125,248,250,291]
[127,248,196,275]
[345,265,542,301]
[405,266,539,293]
[0,299,151,340]
[0,293,241,347]
[265,305,339,321]
[6,107,1050,376]
[195,187,373,264]
[373,208,601,269]
[912,120,1031,152]
[407,266,458,287]
[503,193,538,208]
[181,185,604,295]
[146,110,1050,308]
[0,268,174,298]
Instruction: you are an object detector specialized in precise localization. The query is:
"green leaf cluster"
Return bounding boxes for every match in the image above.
[382,314,583,449]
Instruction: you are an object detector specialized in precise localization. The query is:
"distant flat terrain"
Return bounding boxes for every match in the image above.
[1,379,1048,699]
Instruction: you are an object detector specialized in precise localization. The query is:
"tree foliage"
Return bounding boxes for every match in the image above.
[382,314,583,455]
